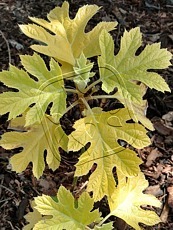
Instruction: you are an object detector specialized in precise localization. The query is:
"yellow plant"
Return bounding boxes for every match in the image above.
[0,1,172,229]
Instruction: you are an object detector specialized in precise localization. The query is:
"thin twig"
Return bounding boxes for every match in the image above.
[0,30,11,66]
[0,197,12,203]
[0,184,14,194]
[7,221,16,230]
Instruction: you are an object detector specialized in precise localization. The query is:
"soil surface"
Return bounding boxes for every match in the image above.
[0,0,173,229]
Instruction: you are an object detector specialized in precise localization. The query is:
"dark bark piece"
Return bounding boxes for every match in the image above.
[16,198,29,221]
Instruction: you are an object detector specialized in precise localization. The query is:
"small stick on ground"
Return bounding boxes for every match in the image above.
[0,30,11,66]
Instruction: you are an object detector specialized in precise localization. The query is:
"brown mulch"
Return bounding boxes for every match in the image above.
[0,0,173,229]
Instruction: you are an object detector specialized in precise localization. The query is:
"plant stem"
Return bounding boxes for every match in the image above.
[64,100,79,114]
[86,94,117,101]
[65,88,78,94]
[83,78,101,94]
[72,176,78,187]
[80,97,98,123]
[80,97,91,112]
[97,213,112,227]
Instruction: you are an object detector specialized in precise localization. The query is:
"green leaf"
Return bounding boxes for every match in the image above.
[68,108,150,201]
[33,186,100,230]
[108,172,161,230]
[73,52,95,92]
[0,114,68,178]
[98,29,171,128]
[0,53,66,125]
[20,1,117,71]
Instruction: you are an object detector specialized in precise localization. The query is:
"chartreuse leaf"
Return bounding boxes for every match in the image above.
[68,108,150,201]
[108,172,161,230]
[0,114,68,178]
[32,185,100,230]
[19,1,117,70]
[0,53,66,125]
[115,83,154,130]
[98,29,171,128]
[94,222,113,230]
[23,201,49,230]
[73,52,95,92]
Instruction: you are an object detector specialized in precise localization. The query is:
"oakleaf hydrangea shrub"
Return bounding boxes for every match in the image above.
[0,2,172,229]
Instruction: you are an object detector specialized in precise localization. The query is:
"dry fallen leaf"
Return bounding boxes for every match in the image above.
[162,165,173,174]
[146,148,163,167]
[160,199,169,223]
[38,177,57,196]
[167,186,173,208]
[145,184,163,197]
[152,117,172,136]
[162,111,173,122]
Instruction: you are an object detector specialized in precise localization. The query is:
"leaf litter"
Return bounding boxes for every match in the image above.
[0,0,173,229]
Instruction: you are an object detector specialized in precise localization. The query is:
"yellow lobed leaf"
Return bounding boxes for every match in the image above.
[33,186,100,229]
[0,115,68,178]
[73,52,95,92]
[98,29,171,129]
[94,222,113,229]
[23,201,46,230]
[115,83,154,130]
[20,1,117,71]
[108,172,161,230]
[68,108,150,201]
[0,53,66,125]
